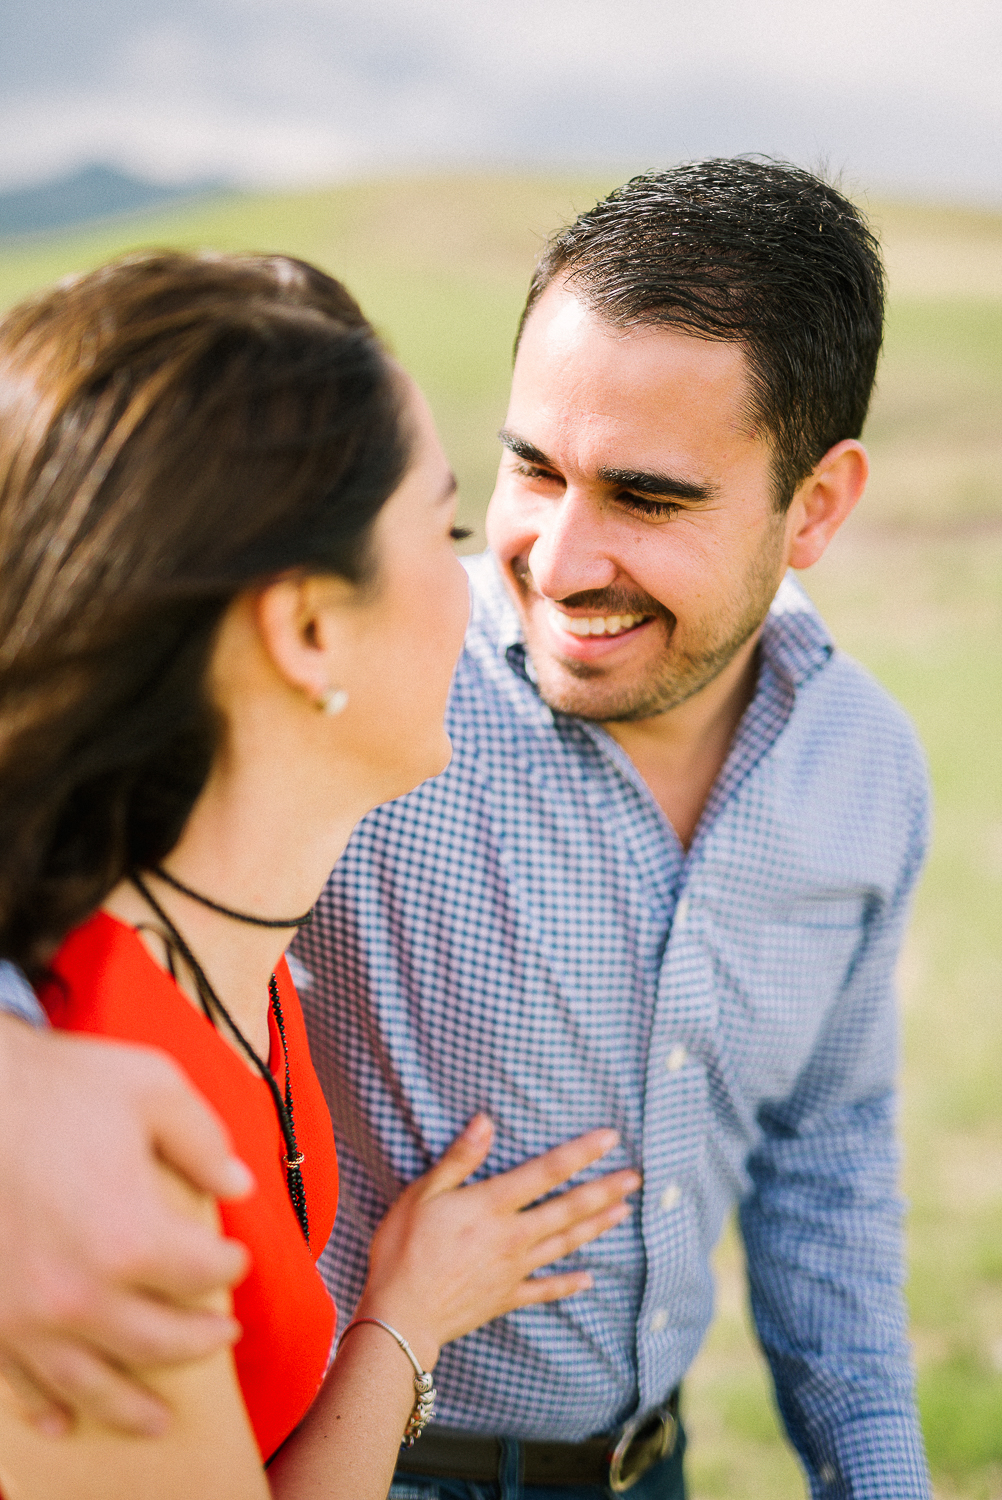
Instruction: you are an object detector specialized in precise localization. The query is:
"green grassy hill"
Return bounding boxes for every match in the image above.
[2,176,1001,1499]
[0,175,619,541]
[1,177,1000,543]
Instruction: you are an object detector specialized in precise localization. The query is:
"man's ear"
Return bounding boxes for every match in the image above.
[785,439,868,571]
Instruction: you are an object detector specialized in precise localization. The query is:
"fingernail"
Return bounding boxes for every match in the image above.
[624,1172,643,1191]
[221,1158,255,1196]
[467,1113,493,1139]
[595,1129,620,1151]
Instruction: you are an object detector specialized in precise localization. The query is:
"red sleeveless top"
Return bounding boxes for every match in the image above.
[36,911,339,1463]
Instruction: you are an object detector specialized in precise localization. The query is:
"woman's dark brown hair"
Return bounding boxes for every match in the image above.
[0,250,410,976]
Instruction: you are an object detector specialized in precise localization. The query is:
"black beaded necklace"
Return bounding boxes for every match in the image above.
[150,865,314,930]
[130,870,311,1244]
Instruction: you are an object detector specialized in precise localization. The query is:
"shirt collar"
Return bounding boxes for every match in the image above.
[463,552,534,681]
[758,573,834,691]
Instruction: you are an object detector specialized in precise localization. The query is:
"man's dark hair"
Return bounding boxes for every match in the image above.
[517,157,885,508]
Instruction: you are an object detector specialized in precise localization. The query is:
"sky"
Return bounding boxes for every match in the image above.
[2,0,1000,203]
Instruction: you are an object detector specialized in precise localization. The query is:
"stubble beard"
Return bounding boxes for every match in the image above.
[522,525,787,725]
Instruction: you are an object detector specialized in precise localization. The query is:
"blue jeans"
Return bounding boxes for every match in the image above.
[390,1422,686,1500]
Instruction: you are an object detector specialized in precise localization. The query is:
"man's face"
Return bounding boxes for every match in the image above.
[485,282,797,723]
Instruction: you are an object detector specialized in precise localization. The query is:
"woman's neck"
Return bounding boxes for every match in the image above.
[105,729,367,1061]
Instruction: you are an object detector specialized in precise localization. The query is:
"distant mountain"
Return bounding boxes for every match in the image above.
[0,164,228,237]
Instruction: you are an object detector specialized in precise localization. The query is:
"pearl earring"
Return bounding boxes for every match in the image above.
[318,687,349,716]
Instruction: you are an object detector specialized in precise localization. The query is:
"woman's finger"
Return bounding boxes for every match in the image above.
[516,1168,642,1243]
[480,1129,622,1212]
[525,1201,634,1273]
[411,1115,495,1199]
[507,1271,596,1308]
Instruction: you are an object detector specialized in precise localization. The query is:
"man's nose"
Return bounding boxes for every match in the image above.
[526,491,618,601]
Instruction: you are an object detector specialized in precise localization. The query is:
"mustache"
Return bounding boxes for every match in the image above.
[552,588,667,619]
[514,561,669,622]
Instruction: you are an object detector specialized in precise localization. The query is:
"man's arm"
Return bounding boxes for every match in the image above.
[0,961,48,1027]
[739,780,931,1499]
[0,1011,254,1435]
[0,1165,268,1500]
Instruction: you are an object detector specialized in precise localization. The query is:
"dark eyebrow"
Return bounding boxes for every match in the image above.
[597,466,716,503]
[499,430,715,504]
[498,430,550,466]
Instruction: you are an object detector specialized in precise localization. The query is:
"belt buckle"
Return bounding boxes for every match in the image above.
[607,1406,677,1494]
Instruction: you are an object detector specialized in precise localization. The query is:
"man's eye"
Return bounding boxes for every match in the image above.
[620,495,681,520]
[514,462,559,482]
[450,525,473,542]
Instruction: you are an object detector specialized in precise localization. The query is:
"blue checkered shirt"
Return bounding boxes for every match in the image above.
[293,554,931,1499]
[0,556,929,1496]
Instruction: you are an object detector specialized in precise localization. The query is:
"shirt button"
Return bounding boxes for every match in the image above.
[659,1183,681,1212]
[665,1045,688,1072]
[674,896,690,927]
[649,1308,669,1334]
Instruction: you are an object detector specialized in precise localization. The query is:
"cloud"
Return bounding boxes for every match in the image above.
[2,0,999,198]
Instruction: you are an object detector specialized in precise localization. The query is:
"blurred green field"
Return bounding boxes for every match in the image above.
[2,175,1000,1498]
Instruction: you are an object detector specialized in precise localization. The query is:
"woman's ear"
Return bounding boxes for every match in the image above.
[785,439,869,571]
[252,575,353,706]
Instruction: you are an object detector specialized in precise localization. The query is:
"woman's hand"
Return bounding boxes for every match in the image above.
[354,1115,640,1369]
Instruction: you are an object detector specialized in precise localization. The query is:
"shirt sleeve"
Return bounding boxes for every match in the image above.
[0,960,48,1027]
[738,762,932,1499]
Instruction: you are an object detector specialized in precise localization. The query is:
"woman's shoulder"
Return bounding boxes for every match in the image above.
[38,911,340,1461]
[37,910,180,1035]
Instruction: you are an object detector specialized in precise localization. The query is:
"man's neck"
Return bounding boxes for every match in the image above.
[602,631,762,849]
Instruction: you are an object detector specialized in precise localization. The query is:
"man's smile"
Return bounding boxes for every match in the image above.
[545,603,650,638]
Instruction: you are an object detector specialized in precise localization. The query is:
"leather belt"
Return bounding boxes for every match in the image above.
[395,1390,679,1494]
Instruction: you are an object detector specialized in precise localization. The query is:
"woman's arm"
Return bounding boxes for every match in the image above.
[0,1118,636,1500]
[269,1116,640,1500]
[266,1321,416,1500]
[0,1164,268,1500]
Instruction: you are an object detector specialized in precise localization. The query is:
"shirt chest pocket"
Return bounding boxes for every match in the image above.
[712,898,869,1098]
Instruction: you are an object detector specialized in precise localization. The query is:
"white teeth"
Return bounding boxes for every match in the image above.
[551,608,646,638]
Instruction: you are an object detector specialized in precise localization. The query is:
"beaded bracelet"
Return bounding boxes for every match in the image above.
[337,1316,437,1446]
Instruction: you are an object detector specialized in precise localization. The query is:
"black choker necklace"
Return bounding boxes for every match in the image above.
[131,871,310,1244]
[150,866,314,929]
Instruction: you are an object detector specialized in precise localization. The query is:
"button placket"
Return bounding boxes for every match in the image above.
[635,880,715,1410]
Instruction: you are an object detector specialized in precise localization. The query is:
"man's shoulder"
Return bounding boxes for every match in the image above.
[770,576,923,760]
[764,583,930,861]
[797,654,930,849]
[797,645,925,780]
[818,647,921,744]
